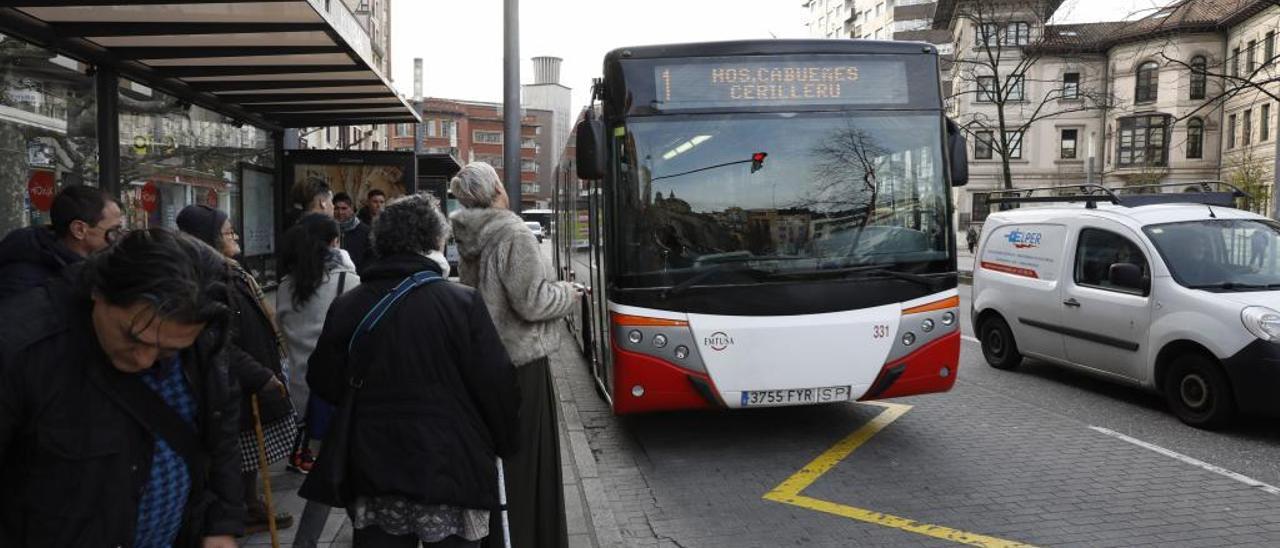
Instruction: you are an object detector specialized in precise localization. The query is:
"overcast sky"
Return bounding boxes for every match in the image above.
[389,0,1176,114]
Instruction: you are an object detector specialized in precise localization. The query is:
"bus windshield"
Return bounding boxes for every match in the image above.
[613,111,950,288]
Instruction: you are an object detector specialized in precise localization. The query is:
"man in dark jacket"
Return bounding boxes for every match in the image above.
[0,229,243,548]
[0,185,123,302]
[333,192,371,272]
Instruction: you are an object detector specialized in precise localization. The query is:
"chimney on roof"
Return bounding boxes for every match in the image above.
[532,56,562,85]
[413,57,423,102]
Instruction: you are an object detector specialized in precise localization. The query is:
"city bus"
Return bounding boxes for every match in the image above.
[555,40,970,414]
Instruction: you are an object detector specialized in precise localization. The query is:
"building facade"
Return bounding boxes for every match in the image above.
[936,0,1280,233]
[299,0,393,152]
[803,0,951,48]
[387,98,554,209]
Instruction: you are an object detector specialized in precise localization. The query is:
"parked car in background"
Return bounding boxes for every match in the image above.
[525,221,545,243]
[972,185,1280,430]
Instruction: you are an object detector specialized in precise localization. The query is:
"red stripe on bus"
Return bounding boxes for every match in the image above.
[980,261,1039,279]
[859,331,960,401]
[611,347,717,415]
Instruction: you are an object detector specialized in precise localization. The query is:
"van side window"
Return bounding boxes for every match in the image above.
[1074,229,1150,295]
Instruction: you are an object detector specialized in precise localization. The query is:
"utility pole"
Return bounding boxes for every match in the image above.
[503,0,522,210]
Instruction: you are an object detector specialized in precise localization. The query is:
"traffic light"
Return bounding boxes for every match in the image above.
[750,152,767,173]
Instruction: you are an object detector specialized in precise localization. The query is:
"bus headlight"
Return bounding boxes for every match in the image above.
[628,330,643,344]
[902,332,917,346]
[653,334,669,348]
[674,345,690,360]
[921,319,935,333]
[1242,306,1280,342]
[942,312,956,326]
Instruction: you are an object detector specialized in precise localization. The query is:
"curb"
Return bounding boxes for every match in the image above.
[553,334,626,548]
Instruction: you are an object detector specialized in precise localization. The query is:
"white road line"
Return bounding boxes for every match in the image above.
[1089,426,1280,496]
[961,335,980,344]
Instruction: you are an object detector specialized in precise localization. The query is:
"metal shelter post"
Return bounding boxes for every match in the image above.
[503,0,522,208]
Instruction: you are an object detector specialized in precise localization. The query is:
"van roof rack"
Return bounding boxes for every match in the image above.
[985,181,1248,209]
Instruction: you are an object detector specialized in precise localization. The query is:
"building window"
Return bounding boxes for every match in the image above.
[972,193,991,223]
[975,131,994,159]
[521,159,538,173]
[521,137,537,150]
[1004,22,1029,46]
[425,120,438,138]
[1189,56,1206,100]
[976,22,999,45]
[1060,129,1078,159]
[1268,31,1276,67]
[1117,115,1169,167]
[474,130,503,144]
[1233,47,1240,77]
[1007,75,1025,101]
[977,76,996,101]
[1228,113,1237,149]
[1186,118,1204,159]
[1264,104,1271,141]
[1062,72,1080,99]
[1135,61,1158,103]
[1005,131,1023,159]
[1244,109,1253,146]
[394,123,410,137]
[441,120,457,140]
[1249,40,1257,72]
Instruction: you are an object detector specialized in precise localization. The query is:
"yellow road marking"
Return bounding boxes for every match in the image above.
[763,402,1036,547]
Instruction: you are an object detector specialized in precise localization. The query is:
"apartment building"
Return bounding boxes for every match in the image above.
[803,0,951,48]
[937,0,1279,231]
[387,98,555,209]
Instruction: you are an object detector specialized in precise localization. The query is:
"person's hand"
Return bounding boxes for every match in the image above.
[202,535,238,548]
[261,376,287,399]
[570,282,588,299]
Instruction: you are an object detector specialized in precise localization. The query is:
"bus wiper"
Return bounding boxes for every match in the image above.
[770,264,943,290]
[662,263,768,299]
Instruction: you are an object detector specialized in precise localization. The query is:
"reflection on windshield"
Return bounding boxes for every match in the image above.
[1144,219,1280,290]
[613,112,950,287]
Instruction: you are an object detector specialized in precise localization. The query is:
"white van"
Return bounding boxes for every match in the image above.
[971,186,1280,429]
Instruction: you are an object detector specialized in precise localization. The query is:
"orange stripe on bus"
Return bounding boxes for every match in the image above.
[611,312,689,327]
[901,295,959,315]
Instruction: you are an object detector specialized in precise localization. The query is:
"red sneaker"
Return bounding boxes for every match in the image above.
[287,448,314,474]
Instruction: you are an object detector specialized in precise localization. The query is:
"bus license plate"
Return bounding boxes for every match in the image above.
[740,386,852,407]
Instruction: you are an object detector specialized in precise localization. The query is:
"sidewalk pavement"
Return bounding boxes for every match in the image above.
[241,324,607,548]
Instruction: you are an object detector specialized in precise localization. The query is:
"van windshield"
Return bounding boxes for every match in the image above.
[1143,219,1280,290]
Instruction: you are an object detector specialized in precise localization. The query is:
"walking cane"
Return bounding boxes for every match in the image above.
[251,394,281,548]
[497,457,512,548]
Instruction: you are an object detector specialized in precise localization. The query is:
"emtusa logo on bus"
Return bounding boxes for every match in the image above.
[1006,229,1043,249]
[704,331,735,352]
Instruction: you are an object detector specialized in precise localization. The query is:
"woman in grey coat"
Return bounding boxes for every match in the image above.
[450,162,580,548]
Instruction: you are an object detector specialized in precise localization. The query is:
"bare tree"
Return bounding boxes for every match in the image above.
[946,0,1114,190]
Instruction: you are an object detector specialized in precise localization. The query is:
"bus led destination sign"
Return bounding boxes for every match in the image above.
[653,57,908,109]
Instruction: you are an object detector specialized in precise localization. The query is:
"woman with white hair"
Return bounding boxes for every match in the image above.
[450,162,580,548]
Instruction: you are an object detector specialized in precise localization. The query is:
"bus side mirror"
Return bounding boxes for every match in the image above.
[947,118,969,187]
[576,118,607,180]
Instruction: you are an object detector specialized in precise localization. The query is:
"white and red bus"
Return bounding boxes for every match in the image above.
[554,40,969,414]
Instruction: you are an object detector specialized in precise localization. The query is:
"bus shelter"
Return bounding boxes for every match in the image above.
[0,1,420,281]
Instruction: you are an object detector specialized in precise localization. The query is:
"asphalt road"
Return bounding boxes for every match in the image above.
[555,253,1280,547]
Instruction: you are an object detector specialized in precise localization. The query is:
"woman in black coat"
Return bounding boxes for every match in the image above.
[306,194,519,548]
[177,205,297,533]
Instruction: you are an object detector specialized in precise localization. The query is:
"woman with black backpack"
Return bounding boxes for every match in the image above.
[303,194,520,547]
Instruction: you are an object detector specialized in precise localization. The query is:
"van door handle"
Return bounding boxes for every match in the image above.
[1063,298,1081,308]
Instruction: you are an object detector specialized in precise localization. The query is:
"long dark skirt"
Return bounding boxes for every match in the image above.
[487,357,568,548]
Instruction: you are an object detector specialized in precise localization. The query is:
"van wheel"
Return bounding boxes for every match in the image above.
[979,315,1022,370]
[1164,354,1236,430]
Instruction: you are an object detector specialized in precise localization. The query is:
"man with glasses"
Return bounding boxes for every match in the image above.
[0,228,243,548]
[0,185,124,302]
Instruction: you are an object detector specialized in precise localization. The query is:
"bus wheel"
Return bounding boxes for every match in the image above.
[1164,354,1236,430]
[979,315,1022,370]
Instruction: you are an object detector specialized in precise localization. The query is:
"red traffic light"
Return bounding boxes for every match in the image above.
[751,152,767,173]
